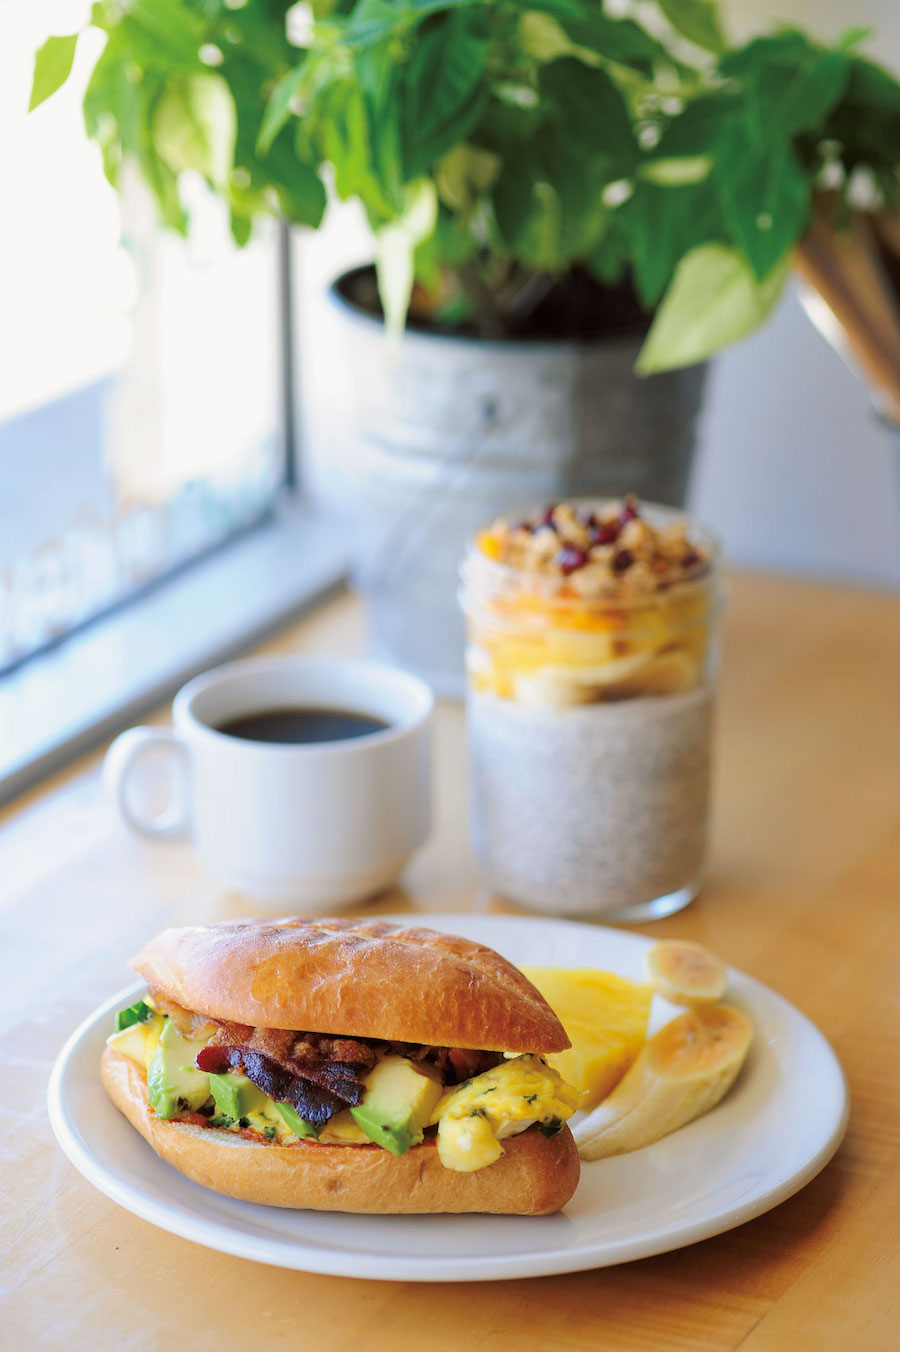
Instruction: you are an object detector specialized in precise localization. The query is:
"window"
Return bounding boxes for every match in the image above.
[1,12,285,675]
[0,10,346,803]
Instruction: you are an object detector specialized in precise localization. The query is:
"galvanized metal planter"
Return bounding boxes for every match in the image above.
[328,269,708,696]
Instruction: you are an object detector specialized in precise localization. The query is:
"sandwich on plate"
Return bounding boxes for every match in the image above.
[102,917,581,1214]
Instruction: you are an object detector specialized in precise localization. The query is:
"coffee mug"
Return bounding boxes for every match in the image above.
[103,656,433,906]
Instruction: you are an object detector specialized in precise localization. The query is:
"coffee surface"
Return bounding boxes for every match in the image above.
[217,707,390,744]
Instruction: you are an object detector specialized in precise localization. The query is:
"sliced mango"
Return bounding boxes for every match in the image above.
[521,968,653,1110]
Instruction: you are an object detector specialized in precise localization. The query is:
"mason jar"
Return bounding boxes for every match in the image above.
[460,500,726,921]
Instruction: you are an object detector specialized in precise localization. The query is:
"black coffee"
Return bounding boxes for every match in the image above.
[217,707,390,744]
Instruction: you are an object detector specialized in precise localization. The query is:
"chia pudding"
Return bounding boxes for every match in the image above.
[460,498,724,921]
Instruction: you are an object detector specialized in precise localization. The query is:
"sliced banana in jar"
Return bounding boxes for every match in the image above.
[512,671,599,709]
[618,650,698,697]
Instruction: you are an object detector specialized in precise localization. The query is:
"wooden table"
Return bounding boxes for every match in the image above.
[3,576,899,1350]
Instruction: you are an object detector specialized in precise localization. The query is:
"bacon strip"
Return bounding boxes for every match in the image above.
[384,1041,504,1081]
[196,1046,351,1124]
[194,1022,505,1127]
[196,1024,375,1125]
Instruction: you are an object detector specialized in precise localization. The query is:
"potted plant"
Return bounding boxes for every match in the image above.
[32,0,900,688]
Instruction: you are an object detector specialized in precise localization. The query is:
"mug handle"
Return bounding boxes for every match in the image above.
[103,727,191,840]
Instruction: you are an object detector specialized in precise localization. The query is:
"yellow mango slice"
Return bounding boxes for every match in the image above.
[521,968,653,1110]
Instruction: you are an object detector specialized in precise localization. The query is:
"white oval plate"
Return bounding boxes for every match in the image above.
[47,915,848,1282]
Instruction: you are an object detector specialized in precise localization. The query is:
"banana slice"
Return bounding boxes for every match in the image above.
[619,650,698,697]
[512,672,597,709]
[573,1004,753,1160]
[512,653,654,709]
[645,939,728,1005]
[547,654,653,688]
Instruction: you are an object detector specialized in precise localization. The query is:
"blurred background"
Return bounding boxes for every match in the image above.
[2,0,898,796]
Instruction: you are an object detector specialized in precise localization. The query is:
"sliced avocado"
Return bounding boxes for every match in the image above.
[350,1055,443,1155]
[274,1101,320,1140]
[208,1072,268,1122]
[114,999,154,1032]
[146,1020,211,1120]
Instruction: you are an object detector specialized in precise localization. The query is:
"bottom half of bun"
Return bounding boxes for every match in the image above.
[100,1047,581,1215]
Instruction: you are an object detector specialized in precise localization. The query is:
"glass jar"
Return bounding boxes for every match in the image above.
[459,502,725,922]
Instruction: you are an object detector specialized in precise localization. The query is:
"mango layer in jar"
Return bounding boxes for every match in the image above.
[467,503,715,708]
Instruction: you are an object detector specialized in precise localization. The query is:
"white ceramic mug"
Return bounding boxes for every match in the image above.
[103,656,433,906]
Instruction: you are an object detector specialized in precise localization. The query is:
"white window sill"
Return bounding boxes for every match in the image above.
[0,504,348,806]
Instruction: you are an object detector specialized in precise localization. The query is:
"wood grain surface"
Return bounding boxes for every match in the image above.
[2,575,899,1350]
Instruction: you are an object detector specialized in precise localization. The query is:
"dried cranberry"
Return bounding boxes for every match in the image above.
[612,548,634,573]
[619,498,639,524]
[589,520,620,546]
[682,549,701,569]
[540,504,557,528]
[557,545,588,575]
[511,520,532,535]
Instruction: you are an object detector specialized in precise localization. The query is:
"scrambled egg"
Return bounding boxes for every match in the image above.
[106,1013,165,1068]
[428,1054,580,1172]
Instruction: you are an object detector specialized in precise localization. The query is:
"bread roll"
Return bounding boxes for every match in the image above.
[133,917,569,1052]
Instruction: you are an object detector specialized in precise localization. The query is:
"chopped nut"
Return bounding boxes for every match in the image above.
[477,498,709,600]
[552,504,591,549]
[570,562,613,595]
[619,518,654,560]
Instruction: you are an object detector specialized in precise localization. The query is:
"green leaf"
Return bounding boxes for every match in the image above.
[620,177,724,305]
[271,155,327,227]
[29,34,79,112]
[657,0,725,55]
[636,244,788,374]
[638,155,711,186]
[257,63,306,155]
[414,201,476,288]
[229,212,253,246]
[716,137,809,279]
[533,124,610,257]
[718,31,849,139]
[519,12,580,66]
[836,26,872,52]
[346,0,479,48]
[819,53,900,185]
[82,31,188,231]
[756,48,849,137]
[719,30,812,80]
[519,0,588,22]
[309,76,400,220]
[153,74,237,189]
[560,8,686,75]
[118,0,206,69]
[540,59,637,170]
[375,178,438,333]
[114,1000,154,1032]
[843,53,900,114]
[435,143,499,210]
[652,92,739,159]
[492,168,561,269]
[400,12,488,177]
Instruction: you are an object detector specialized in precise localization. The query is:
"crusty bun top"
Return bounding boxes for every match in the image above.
[132,917,570,1053]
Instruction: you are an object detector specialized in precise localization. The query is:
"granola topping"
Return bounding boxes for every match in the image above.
[477,498,709,600]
